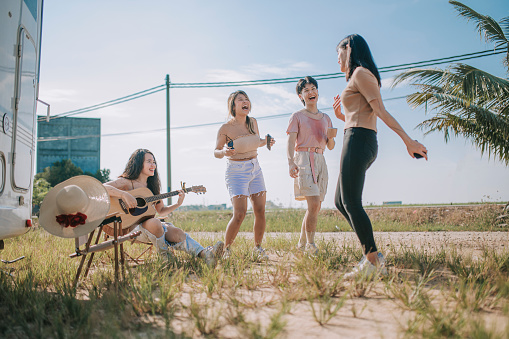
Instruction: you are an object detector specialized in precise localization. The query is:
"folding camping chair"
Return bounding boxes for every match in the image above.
[70,212,141,287]
[101,222,156,265]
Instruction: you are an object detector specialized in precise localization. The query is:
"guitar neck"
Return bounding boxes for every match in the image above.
[145,188,192,203]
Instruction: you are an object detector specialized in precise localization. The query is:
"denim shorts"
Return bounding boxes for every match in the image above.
[133,222,173,244]
[225,158,266,199]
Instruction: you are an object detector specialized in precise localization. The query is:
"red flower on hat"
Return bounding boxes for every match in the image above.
[56,212,88,228]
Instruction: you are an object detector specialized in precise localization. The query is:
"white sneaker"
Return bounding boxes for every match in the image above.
[253,246,269,262]
[375,252,387,276]
[202,241,224,267]
[345,252,387,279]
[305,243,319,256]
[296,243,306,253]
[222,247,232,260]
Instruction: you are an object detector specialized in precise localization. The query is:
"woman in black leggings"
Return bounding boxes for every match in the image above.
[333,34,428,278]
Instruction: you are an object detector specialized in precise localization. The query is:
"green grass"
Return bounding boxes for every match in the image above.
[169,204,506,232]
[0,207,507,337]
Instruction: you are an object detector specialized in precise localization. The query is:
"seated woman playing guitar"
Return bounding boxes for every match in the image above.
[103,148,224,267]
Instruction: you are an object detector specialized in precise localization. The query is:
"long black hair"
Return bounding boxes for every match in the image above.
[337,34,381,87]
[120,149,161,195]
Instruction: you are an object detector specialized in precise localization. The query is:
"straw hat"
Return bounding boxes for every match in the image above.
[39,175,110,238]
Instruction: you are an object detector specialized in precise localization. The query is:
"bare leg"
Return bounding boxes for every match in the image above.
[250,192,267,247]
[163,222,186,243]
[225,196,248,247]
[141,218,165,237]
[303,196,321,233]
[298,219,306,248]
[366,251,378,265]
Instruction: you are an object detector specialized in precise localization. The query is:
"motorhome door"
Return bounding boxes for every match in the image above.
[12,27,37,191]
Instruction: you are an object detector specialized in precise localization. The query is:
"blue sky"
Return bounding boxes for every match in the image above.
[38,0,509,208]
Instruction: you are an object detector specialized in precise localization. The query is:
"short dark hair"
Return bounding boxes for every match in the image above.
[296,76,318,106]
[337,34,381,87]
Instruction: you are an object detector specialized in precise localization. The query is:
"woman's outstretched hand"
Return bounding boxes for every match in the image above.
[407,140,428,160]
[333,95,344,121]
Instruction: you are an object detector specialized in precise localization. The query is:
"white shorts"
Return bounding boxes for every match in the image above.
[225,158,266,199]
[294,151,328,201]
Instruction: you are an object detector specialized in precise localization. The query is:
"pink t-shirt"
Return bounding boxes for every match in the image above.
[286,109,333,150]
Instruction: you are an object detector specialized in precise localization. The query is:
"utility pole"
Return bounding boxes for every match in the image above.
[166,74,171,205]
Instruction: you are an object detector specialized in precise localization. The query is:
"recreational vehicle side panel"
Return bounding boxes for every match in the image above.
[0,0,43,240]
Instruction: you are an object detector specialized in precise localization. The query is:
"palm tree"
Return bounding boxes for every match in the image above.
[392,0,509,165]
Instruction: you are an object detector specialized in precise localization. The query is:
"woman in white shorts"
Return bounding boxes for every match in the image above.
[214,90,275,260]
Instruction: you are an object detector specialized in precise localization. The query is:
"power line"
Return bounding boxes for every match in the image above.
[38,85,166,121]
[37,95,409,142]
[40,48,504,121]
[170,49,504,88]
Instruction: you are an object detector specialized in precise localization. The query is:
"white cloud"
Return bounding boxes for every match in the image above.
[207,61,316,83]
[243,61,314,77]
[40,88,78,103]
[382,75,412,89]
[256,84,295,104]
[196,96,226,114]
[206,69,254,82]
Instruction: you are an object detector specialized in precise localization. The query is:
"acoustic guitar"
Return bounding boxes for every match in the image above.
[108,185,206,228]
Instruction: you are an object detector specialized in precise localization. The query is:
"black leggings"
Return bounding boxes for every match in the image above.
[334,127,378,255]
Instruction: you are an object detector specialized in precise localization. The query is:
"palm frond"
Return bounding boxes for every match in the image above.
[451,63,509,101]
[499,16,509,69]
[391,68,457,89]
[394,2,509,165]
[418,112,509,164]
[406,92,469,112]
[501,17,509,37]
[396,65,509,104]
[408,89,509,164]
[408,92,502,125]
[449,1,508,45]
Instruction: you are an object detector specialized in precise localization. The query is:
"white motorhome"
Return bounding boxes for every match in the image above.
[0,0,43,247]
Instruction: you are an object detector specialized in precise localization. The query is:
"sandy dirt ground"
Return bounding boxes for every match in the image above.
[164,231,509,338]
[199,231,509,256]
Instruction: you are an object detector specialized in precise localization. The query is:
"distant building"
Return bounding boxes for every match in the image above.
[383,201,402,205]
[36,116,100,174]
[179,204,228,211]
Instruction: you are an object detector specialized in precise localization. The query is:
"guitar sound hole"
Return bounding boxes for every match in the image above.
[135,197,146,208]
[128,197,149,216]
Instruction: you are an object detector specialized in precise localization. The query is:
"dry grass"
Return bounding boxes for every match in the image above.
[1,206,508,338]
[171,204,507,233]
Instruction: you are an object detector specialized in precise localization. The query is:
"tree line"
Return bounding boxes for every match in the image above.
[32,159,110,214]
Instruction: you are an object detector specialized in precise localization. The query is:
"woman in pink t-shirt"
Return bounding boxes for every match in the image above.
[287,76,336,255]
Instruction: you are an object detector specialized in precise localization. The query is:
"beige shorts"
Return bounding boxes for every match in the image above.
[293,151,328,201]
